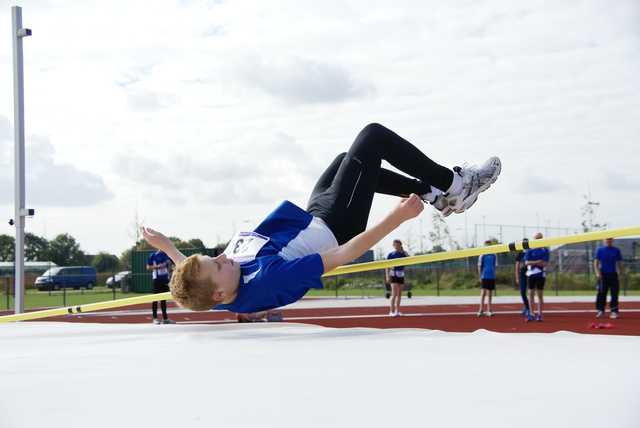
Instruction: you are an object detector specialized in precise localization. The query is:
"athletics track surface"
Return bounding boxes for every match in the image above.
[5,295,640,336]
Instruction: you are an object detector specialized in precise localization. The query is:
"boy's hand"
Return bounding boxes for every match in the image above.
[387,194,424,225]
[140,226,171,252]
[140,226,187,265]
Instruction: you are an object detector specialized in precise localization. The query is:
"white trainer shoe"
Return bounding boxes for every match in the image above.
[429,194,453,217]
[446,156,501,214]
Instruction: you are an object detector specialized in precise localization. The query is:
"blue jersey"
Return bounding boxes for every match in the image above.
[524,247,549,278]
[147,251,173,280]
[478,253,497,279]
[214,201,334,314]
[387,251,407,271]
[594,246,622,274]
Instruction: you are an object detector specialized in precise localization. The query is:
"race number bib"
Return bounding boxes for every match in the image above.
[390,269,405,278]
[223,231,269,263]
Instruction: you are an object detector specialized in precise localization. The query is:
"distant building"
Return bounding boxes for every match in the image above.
[350,250,374,265]
[0,261,58,276]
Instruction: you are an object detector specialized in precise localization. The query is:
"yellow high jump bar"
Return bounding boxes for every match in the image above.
[328,225,640,276]
[1,226,638,323]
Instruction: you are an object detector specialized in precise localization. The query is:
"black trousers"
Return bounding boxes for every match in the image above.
[306,123,453,245]
[596,273,619,313]
[152,278,169,319]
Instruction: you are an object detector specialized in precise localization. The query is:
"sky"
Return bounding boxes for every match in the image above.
[1,0,639,258]
[1,318,639,427]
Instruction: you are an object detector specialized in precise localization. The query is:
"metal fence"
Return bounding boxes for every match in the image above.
[325,261,640,297]
[2,260,638,311]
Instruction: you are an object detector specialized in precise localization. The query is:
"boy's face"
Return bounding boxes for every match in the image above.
[198,254,241,301]
[393,242,402,252]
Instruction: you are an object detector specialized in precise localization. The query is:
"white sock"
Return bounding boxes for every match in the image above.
[446,172,463,194]
[422,187,442,203]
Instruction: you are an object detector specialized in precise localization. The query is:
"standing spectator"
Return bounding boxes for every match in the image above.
[386,239,409,317]
[593,238,623,319]
[477,240,498,316]
[524,233,549,322]
[514,238,530,316]
[147,250,175,324]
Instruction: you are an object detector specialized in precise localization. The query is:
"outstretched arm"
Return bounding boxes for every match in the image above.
[140,226,187,265]
[320,194,424,274]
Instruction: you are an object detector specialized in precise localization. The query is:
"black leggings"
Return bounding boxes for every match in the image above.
[152,278,169,319]
[306,123,453,244]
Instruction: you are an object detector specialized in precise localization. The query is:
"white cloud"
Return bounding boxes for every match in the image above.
[233,54,375,104]
[0,118,112,207]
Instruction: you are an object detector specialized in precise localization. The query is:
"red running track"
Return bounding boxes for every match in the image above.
[4,300,640,336]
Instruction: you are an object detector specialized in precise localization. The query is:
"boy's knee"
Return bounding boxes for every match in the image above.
[362,123,385,134]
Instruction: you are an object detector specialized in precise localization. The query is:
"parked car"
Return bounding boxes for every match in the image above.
[35,266,97,291]
[105,271,131,289]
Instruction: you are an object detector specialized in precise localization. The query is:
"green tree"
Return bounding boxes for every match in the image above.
[47,233,88,266]
[581,194,607,232]
[92,252,120,273]
[188,238,206,249]
[428,211,460,253]
[119,239,155,270]
[0,234,14,261]
[25,232,48,261]
[581,195,606,275]
[172,239,195,250]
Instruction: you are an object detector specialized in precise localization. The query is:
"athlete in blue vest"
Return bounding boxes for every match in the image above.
[593,238,623,318]
[386,239,409,317]
[524,233,550,322]
[477,241,498,316]
[141,123,501,314]
[146,250,175,324]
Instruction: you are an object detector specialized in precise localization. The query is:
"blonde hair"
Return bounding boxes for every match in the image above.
[170,254,218,311]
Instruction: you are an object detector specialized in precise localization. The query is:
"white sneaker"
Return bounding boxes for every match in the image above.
[389,311,396,317]
[611,312,619,319]
[429,194,453,217]
[446,156,501,213]
[596,311,605,318]
[395,311,404,317]
[152,318,160,325]
[162,318,176,324]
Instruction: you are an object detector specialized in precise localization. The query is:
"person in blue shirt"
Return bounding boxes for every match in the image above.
[593,238,623,319]
[514,238,530,316]
[524,232,549,322]
[386,239,409,317]
[477,240,498,316]
[146,250,175,324]
[141,123,501,314]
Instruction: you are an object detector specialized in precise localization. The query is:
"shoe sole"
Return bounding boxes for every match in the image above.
[451,157,502,214]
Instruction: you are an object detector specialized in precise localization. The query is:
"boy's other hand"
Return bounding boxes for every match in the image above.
[140,226,171,252]
[389,193,424,225]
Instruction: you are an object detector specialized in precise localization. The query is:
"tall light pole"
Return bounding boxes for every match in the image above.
[11,6,33,315]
